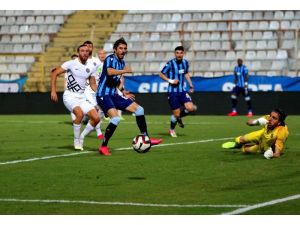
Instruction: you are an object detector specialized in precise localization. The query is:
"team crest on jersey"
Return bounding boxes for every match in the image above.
[86,68,90,73]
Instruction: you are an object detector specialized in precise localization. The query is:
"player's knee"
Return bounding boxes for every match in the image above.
[93,114,100,124]
[75,111,84,121]
[110,116,121,126]
[134,105,144,116]
[187,104,197,112]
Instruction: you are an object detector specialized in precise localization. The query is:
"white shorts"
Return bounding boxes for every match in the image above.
[63,90,95,114]
[84,86,97,106]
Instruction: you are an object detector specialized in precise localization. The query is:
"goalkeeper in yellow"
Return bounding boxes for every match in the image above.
[222,108,289,159]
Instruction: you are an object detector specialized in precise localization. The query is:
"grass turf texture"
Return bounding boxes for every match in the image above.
[0,115,299,215]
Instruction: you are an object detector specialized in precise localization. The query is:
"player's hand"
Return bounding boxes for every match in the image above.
[124,91,135,101]
[124,66,133,74]
[173,79,179,85]
[51,91,58,102]
[189,86,194,93]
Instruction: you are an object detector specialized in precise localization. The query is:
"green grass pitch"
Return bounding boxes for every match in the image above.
[0,114,299,215]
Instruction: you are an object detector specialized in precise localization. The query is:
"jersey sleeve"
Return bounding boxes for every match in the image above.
[185,60,189,74]
[61,60,72,71]
[106,56,114,69]
[89,66,97,78]
[275,126,289,153]
[161,61,171,75]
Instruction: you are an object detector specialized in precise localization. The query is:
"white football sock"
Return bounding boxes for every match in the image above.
[80,122,94,139]
[95,121,102,136]
[73,123,81,140]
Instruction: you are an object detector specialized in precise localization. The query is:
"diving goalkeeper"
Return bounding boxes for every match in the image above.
[222,108,289,159]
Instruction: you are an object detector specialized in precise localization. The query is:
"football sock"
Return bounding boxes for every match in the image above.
[136,115,148,135]
[102,123,117,146]
[95,121,102,136]
[231,96,237,111]
[170,115,177,130]
[73,123,81,139]
[246,100,252,112]
[80,122,94,139]
[180,109,189,118]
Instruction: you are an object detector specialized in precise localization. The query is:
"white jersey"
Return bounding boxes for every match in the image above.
[62,58,96,94]
[84,56,104,106]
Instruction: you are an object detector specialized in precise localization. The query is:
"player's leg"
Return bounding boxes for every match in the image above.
[95,109,104,139]
[79,108,100,145]
[168,93,181,136]
[63,92,85,150]
[170,109,180,137]
[125,100,162,145]
[96,95,121,155]
[243,90,253,117]
[222,129,263,150]
[228,86,239,116]
[72,106,84,150]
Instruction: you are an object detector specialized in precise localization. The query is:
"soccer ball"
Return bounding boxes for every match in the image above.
[132,135,151,153]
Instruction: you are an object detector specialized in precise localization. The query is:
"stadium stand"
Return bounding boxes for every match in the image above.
[104,10,300,77]
[0,10,126,92]
[0,10,299,92]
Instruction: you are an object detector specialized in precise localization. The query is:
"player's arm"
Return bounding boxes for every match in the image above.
[244,67,249,89]
[118,76,135,100]
[247,115,268,126]
[107,66,132,76]
[89,76,97,93]
[185,73,194,93]
[51,66,65,102]
[159,72,179,85]
[273,128,288,158]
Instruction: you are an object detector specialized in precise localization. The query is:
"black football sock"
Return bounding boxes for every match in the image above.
[170,120,177,130]
[180,109,189,118]
[102,123,117,146]
[246,100,252,112]
[136,115,148,136]
[231,98,237,110]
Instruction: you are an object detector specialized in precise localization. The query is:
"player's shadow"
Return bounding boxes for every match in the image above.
[127,177,146,180]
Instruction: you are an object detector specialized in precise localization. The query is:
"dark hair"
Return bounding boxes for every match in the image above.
[272,108,287,125]
[175,46,184,52]
[77,44,87,53]
[71,54,78,59]
[83,40,93,46]
[113,37,127,49]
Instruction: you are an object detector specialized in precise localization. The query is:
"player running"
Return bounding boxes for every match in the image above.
[159,46,197,138]
[51,44,99,151]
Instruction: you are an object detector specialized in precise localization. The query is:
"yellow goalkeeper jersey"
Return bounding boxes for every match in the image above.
[243,124,289,153]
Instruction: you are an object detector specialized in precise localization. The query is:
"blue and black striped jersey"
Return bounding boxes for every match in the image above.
[96,54,124,96]
[234,64,249,87]
[161,58,189,93]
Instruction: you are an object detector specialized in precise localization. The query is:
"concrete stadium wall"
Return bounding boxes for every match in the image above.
[0,92,299,115]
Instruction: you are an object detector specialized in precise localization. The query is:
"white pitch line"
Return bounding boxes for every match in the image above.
[116,137,233,151]
[223,194,300,215]
[0,137,233,166]
[0,151,90,165]
[0,198,249,208]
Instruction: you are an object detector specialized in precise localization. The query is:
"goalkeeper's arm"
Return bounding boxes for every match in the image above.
[246,116,268,126]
